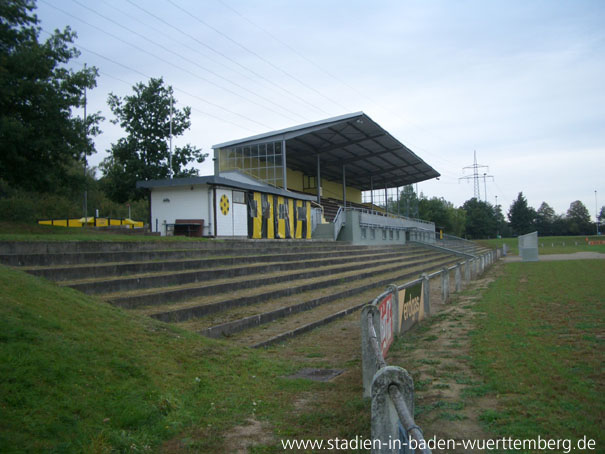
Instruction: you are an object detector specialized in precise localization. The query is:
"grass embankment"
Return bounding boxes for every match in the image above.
[471,260,604,447]
[0,265,369,453]
[479,235,605,255]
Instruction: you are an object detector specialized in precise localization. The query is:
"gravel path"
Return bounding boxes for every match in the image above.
[502,251,605,262]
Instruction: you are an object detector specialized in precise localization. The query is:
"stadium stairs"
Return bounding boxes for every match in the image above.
[0,239,463,348]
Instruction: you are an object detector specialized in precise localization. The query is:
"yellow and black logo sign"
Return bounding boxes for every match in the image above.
[220,194,230,215]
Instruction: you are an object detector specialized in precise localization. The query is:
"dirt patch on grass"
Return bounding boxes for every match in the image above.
[223,418,274,454]
[388,264,505,453]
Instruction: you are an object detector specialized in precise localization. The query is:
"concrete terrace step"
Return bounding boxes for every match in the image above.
[105,250,447,309]
[137,252,452,321]
[188,256,459,339]
[0,242,380,267]
[28,245,425,281]
[0,239,345,255]
[62,248,431,294]
[225,259,460,348]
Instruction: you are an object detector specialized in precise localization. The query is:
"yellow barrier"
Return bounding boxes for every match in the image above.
[38,217,144,229]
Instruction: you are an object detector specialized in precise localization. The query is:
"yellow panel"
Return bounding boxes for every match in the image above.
[54,220,67,227]
[68,219,82,227]
[38,220,52,226]
[306,202,312,239]
[110,219,122,226]
[266,195,274,239]
[252,192,262,239]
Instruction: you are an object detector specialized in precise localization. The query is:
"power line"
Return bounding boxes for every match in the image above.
[56,34,266,132]
[70,0,309,123]
[213,0,467,176]
[123,0,332,117]
[46,0,304,125]
[165,0,351,114]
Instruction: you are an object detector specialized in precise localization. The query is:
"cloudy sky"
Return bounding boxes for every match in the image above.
[36,0,605,218]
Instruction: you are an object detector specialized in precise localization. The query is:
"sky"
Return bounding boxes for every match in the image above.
[35,0,605,219]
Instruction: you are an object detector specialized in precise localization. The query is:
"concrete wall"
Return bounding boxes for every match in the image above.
[150,184,213,236]
[340,210,407,246]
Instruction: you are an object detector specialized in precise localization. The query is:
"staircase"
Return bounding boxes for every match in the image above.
[0,239,462,347]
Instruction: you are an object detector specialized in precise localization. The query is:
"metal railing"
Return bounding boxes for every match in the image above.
[350,207,435,231]
[333,206,345,240]
[360,246,503,453]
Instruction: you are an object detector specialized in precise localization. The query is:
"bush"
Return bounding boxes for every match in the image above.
[0,180,149,224]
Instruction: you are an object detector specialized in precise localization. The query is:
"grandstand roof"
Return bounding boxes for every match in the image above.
[212,112,440,191]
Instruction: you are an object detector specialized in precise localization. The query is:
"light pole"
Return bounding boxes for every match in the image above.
[596,190,600,235]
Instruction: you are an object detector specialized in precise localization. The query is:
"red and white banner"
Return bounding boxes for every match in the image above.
[378,293,394,356]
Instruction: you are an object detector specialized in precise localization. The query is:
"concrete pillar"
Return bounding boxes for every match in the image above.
[371,366,414,454]
[455,263,462,292]
[388,284,400,336]
[465,259,471,282]
[361,305,382,398]
[441,267,450,303]
[421,273,430,317]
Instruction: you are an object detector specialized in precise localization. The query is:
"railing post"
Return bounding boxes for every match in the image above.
[421,273,430,317]
[441,267,450,303]
[361,305,382,398]
[455,263,462,292]
[388,284,400,337]
[371,366,414,454]
[465,259,471,282]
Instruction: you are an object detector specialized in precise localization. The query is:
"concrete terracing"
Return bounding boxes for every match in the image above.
[0,239,462,347]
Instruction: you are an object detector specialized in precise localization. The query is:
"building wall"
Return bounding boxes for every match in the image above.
[285,167,362,204]
[150,185,212,236]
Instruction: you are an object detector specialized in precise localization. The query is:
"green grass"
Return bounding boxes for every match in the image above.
[0,264,374,453]
[478,235,605,255]
[0,265,319,453]
[0,221,211,243]
[470,260,604,446]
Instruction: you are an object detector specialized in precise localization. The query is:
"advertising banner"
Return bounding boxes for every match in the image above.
[378,293,394,356]
[398,281,424,334]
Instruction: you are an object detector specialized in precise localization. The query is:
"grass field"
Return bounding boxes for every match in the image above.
[470,260,604,448]
[479,235,605,256]
[0,221,211,243]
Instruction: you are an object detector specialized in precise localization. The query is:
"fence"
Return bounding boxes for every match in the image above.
[38,217,144,229]
[360,247,502,453]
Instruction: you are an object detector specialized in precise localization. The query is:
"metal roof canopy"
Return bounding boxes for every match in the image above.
[212,112,440,191]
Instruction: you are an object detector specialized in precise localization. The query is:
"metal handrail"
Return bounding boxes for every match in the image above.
[346,206,435,228]
[366,310,431,454]
[333,206,345,240]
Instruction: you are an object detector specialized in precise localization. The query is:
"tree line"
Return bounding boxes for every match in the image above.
[0,0,206,222]
[389,189,603,239]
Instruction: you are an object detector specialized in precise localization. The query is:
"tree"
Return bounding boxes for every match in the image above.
[100,77,207,202]
[566,200,592,235]
[462,198,497,239]
[0,0,101,192]
[599,206,605,223]
[508,192,536,235]
[535,202,556,236]
[494,203,511,238]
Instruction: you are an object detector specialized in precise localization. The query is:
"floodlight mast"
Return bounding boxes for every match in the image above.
[169,96,173,179]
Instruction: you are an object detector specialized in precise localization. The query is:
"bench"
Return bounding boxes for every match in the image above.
[171,219,204,237]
